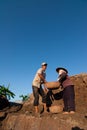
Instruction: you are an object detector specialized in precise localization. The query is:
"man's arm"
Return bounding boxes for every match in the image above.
[38,73,47,83]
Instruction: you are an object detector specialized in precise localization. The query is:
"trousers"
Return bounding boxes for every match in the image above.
[32,85,46,106]
[63,85,75,112]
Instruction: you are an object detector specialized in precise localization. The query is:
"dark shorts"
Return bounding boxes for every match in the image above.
[32,85,47,106]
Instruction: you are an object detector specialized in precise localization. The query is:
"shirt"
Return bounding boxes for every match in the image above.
[32,68,46,88]
[57,72,73,88]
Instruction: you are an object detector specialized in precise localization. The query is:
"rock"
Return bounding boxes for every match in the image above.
[49,105,63,113]
[2,113,87,130]
[0,96,10,110]
[85,113,87,119]
[0,112,6,119]
[0,73,87,130]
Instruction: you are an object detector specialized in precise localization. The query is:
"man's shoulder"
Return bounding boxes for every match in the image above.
[37,68,42,71]
[37,68,43,73]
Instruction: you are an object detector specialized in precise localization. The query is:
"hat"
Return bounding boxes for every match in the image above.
[56,67,68,73]
[41,62,47,66]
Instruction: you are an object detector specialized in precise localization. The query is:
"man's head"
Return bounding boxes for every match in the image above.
[41,62,47,71]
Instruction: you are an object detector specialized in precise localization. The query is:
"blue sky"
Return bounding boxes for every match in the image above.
[0,0,87,101]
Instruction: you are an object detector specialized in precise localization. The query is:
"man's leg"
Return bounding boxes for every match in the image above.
[39,86,48,112]
[67,85,75,113]
[62,88,69,114]
[32,86,39,113]
[34,106,39,113]
[63,88,68,112]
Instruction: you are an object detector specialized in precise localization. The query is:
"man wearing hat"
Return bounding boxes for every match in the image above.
[32,62,48,115]
[56,67,75,114]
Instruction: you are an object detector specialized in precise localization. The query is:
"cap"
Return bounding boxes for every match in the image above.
[41,62,47,66]
[56,67,68,73]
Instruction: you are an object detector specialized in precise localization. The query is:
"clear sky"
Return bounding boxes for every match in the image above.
[0,0,87,101]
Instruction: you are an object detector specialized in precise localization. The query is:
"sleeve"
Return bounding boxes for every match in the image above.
[58,73,67,83]
[37,68,43,74]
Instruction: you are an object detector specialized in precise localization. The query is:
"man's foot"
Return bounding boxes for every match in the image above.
[69,111,75,114]
[62,111,69,114]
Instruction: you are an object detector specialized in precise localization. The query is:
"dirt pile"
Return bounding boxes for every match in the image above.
[0,73,87,130]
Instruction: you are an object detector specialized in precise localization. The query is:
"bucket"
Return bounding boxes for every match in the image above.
[44,81,60,89]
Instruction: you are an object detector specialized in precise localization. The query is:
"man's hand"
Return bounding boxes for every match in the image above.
[44,80,47,83]
[38,73,46,83]
[44,86,49,93]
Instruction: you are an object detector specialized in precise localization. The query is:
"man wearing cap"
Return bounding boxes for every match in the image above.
[32,62,48,115]
[56,67,75,114]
